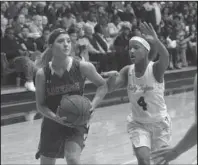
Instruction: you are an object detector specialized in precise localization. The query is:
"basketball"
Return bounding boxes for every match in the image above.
[57,95,92,126]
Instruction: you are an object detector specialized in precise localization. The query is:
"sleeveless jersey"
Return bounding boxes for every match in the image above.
[44,57,85,113]
[127,61,168,123]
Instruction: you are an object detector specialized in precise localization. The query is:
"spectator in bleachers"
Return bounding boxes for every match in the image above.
[61,13,76,31]
[75,13,86,28]
[114,22,132,70]
[28,15,43,39]
[17,26,36,52]
[165,23,179,69]
[1,27,37,91]
[5,2,20,21]
[94,24,109,53]
[35,27,50,53]
[85,12,97,34]
[98,13,110,38]
[176,30,195,68]
[120,2,135,22]
[0,1,197,87]
[36,2,46,16]
[44,2,56,25]
[1,17,8,38]
[12,14,26,37]
[19,3,30,17]
[1,27,23,61]
[68,26,78,58]
[107,15,122,41]
[42,16,48,29]
[188,24,197,65]
[1,2,8,16]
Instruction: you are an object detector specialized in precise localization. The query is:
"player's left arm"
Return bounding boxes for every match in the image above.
[80,61,108,110]
[152,39,169,83]
[140,22,169,83]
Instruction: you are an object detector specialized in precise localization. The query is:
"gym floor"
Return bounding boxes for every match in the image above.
[1,92,197,164]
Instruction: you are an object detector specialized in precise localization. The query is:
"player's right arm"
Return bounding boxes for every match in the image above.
[102,66,130,93]
[35,68,73,127]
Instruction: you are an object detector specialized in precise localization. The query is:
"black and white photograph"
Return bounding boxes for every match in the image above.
[1,1,197,164]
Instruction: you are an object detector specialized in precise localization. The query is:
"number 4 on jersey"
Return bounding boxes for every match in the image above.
[137,96,147,111]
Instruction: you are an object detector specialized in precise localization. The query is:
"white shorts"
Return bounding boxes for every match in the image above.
[127,115,172,151]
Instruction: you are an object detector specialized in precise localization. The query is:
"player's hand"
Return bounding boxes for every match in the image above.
[55,107,75,128]
[101,71,119,78]
[151,147,179,165]
[140,22,158,44]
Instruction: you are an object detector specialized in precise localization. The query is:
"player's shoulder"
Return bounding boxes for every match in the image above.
[79,60,95,70]
[119,65,131,78]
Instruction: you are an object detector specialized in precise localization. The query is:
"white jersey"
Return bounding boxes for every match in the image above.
[127,61,168,123]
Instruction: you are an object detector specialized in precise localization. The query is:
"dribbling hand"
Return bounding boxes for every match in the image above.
[151,147,179,165]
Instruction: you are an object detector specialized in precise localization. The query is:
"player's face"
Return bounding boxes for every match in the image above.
[52,34,71,58]
[129,41,148,63]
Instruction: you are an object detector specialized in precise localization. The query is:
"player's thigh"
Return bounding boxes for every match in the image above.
[152,116,172,151]
[127,121,151,149]
[40,155,56,165]
[127,121,151,160]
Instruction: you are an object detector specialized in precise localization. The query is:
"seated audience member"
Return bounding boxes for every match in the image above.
[61,12,76,31]
[176,30,195,68]
[35,27,51,53]
[114,22,132,70]
[85,12,97,34]
[1,27,37,91]
[68,26,79,59]
[17,26,36,52]
[188,24,197,65]
[13,14,26,37]
[165,23,180,69]
[108,15,122,38]
[17,26,41,61]
[1,17,8,38]
[42,16,49,29]
[94,24,117,70]
[28,15,43,39]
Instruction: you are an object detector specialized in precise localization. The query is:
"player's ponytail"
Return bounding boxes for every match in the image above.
[35,47,53,68]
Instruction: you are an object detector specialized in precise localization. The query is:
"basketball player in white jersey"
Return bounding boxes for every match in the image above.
[151,74,197,165]
[102,22,170,165]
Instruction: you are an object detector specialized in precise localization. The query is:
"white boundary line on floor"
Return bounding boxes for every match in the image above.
[121,159,137,165]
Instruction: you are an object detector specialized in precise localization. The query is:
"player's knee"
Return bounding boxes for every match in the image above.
[40,155,56,165]
[65,154,80,165]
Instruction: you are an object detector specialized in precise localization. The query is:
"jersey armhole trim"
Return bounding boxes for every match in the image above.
[152,62,164,84]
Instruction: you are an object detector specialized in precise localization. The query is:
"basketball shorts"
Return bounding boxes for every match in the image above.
[127,115,172,152]
[35,117,89,159]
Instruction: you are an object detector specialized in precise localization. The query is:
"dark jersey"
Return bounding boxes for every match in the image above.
[44,58,85,113]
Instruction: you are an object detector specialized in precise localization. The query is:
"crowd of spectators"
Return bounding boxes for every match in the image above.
[1,1,197,91]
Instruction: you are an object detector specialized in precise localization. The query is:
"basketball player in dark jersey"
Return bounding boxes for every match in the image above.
[151,74,197,164]
[35,28,108,165]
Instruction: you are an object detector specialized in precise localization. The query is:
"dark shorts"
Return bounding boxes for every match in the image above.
[35,117,89,159]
